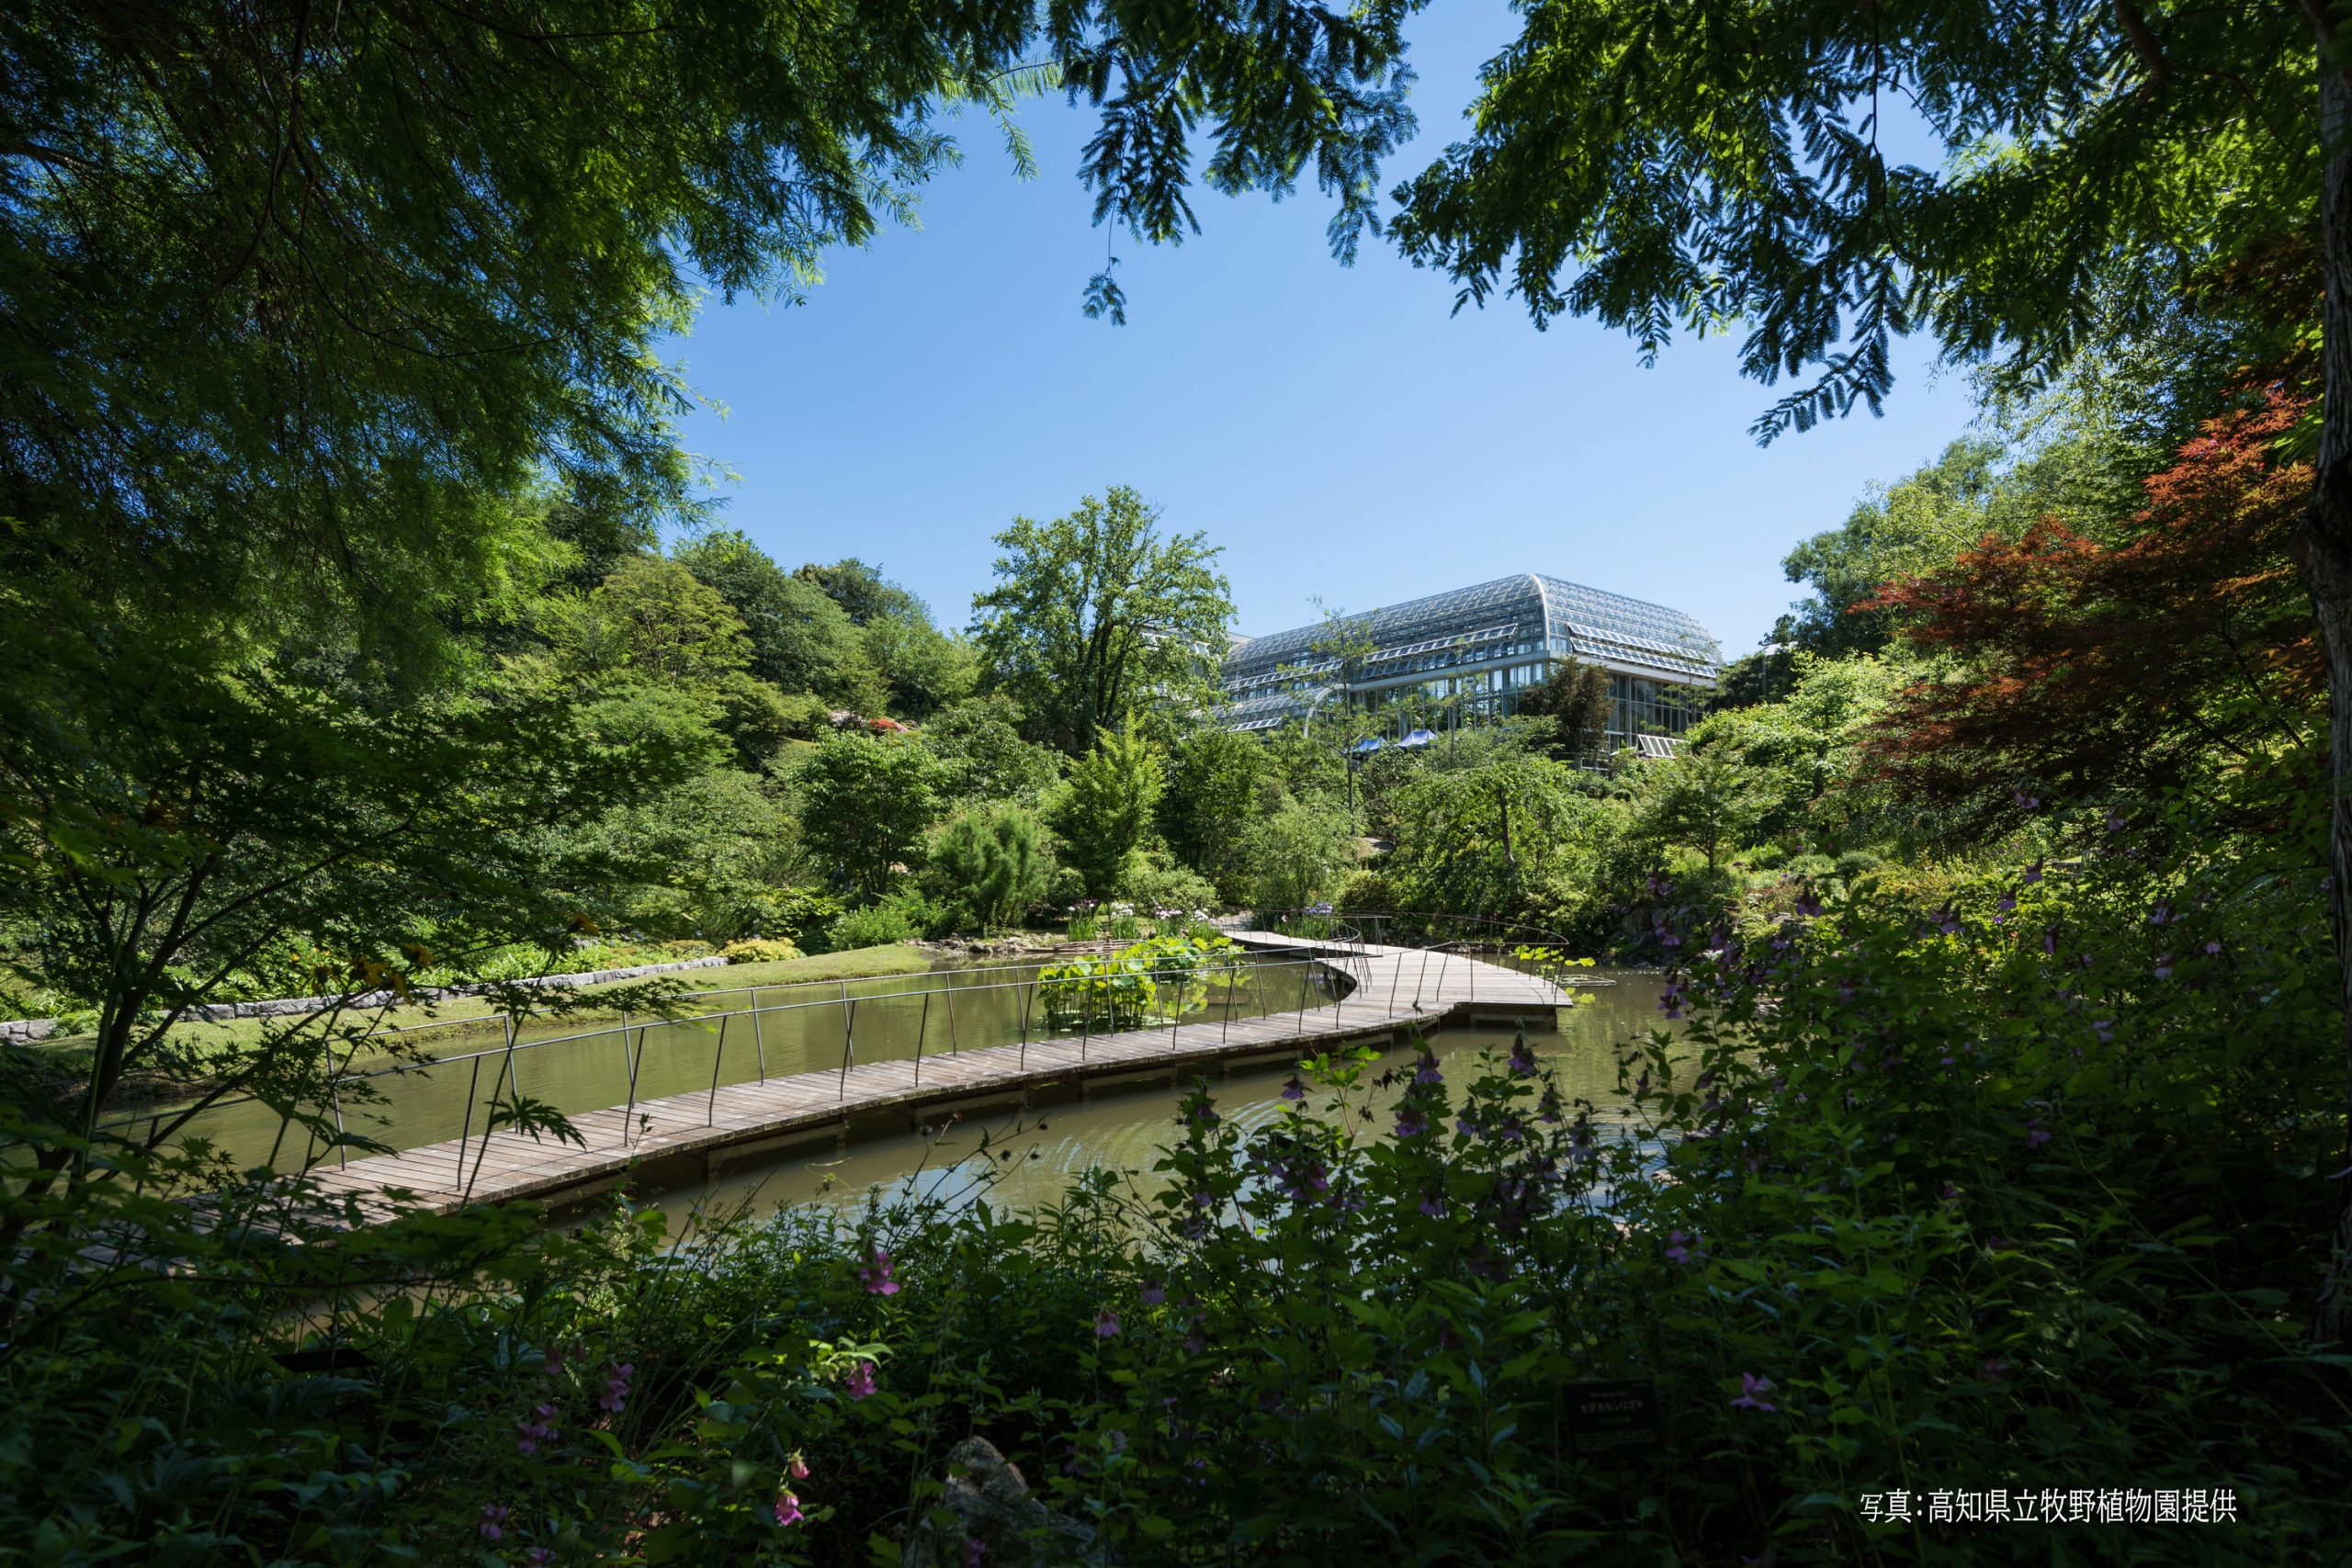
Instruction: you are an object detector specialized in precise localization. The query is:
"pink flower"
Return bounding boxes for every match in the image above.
[775,1492,805,1528]
[1730,1372,1777,1412]
[789,1454,809,1480]
[859,1247,900,1295]
[1094,1309,1121,1338]
[479,1504,509,1540]
[843,1360,877,1400]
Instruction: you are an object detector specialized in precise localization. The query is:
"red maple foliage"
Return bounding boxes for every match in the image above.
[1859,390,2322,831]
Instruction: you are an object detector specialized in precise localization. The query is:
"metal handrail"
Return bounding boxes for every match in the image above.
[84,947,1362,1145]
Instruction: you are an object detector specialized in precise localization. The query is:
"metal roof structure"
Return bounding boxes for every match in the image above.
[1223,572,1720,689]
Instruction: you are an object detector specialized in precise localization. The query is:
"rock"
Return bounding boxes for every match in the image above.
[901,1437,1100,1567]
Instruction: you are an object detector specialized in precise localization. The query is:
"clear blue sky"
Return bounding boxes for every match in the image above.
[667,4,1978,659]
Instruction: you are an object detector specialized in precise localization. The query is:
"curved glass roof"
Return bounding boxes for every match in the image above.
[1224,573,1719,685]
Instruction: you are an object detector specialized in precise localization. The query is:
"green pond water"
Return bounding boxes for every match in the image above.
[632,969,1673,1229]
[140,950,1368,1175]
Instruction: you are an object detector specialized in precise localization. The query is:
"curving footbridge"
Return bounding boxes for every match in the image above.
[273,921,1577,1219]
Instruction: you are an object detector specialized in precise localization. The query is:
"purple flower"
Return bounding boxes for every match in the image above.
[1139,1280,1166,1307]
[1280,1076,1306,1102]
[1996,891,2016,914]
[2154,954,2174,980]
[859,1247,900,1296]
[526,1550,556,1567]
[1095,1310,1121,1339]
[843,1359,877,1399]
[2149,897,2174,925]
[1411,1054,1443,1087]
[2024,1118,2052,1151]
[1932,905,1962,936]
[1940,1182,1961,1201]
[2204,939,2222,955]
[598,1362,633,1415]
[1664,1230,1705,1265]
[1645,872,1673,899]
[514,1402,560,1455]
[1730,1372,1777,1412]
[2041,926,2058,956]
[479,1504,509,1541]
[1979,1357,2014,1383]
[1508,1038,1537,1077]
[1455,1116,1478,1138]
[775,1492,805,1528]
[1419,1191,1445,1219]
[2013,788,2040,810]
[2092,1018,2113,1043]
[962,1538,987,1568]
[1394,1105,1427,1138]
[2107,809,2127,833]
[1794,888,1824,918]
[2021,860,2043,885]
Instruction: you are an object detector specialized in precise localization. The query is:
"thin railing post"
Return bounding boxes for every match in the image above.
[1296,960,1309,1033]
[502,1013,522,1102]
[1019,980,1034,1070]
[622,1026,642,1145]
[944,981,959,1055]
[837,982,854,1100]
[458,1054,482,1171]
[914,988,931,1088]
[1080,979,1091,1064]
[1221,964,1233,1043]
[752,991,768,1083]
[707,1013,729,1124]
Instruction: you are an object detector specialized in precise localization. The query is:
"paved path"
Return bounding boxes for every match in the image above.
[306,934,1566,1218]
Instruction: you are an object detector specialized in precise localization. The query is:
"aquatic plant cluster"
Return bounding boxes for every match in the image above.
[1034,932,1248,1033]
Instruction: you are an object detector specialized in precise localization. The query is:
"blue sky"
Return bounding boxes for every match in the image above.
[667,4,1978,659]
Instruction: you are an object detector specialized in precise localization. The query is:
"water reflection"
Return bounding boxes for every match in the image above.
[639,970,1676,1230]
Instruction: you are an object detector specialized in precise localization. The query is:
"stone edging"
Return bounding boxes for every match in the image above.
[0,955,731,1045]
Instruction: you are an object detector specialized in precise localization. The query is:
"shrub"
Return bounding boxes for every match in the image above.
[927,804,1050,930]
[1834,848,1884,875]
[826,902,916,950]
[719,937,800,964]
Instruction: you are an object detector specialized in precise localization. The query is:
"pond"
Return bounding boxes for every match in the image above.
[628,968,1677,1231]
[140,948,1370,1176]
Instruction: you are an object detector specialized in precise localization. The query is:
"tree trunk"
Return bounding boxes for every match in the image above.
[2301,47,2352,1350]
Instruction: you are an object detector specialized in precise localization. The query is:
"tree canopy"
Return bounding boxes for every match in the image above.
[972,486,1234,753]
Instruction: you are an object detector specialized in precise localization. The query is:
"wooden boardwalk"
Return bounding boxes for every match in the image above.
[307,934,1566,1218]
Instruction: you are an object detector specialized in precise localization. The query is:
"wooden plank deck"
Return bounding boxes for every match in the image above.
[306,935,1566,1216]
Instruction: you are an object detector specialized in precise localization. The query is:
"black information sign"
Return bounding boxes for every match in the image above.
[1567,1379,1663,1457]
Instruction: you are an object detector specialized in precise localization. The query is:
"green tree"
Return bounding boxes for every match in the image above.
[929,805,1051,930]
[1246,801,1357,914]
[972,487,1235,753]
[797,559,978,716]
[921,695,1062,807]
[1514,659,1614,765]
[1383,755,1614,918]
[794,730,943,898]
[1048,717,1165,897]
[1632,750,1778,873]
[1385,7,2352,1307]
[538,556,750,689]
[0,614,711,1168]
[3,3,1416,647]
[1158,727,1271,901]
[673,533,884,711]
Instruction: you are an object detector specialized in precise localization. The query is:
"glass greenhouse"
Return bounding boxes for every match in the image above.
[1220,572,1721,750]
